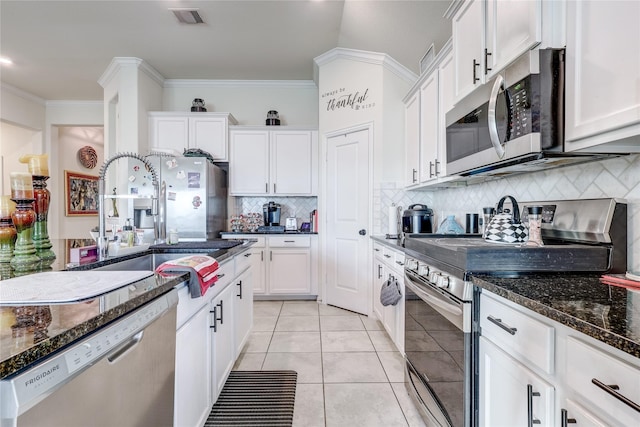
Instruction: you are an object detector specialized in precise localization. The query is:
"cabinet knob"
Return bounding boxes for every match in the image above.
[359,229,367,236]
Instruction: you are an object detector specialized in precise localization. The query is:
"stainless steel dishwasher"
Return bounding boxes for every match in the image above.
[1,289,178,427]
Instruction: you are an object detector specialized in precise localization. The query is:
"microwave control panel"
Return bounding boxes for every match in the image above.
[507,75,535,139]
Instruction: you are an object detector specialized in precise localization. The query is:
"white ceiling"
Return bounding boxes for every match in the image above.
[0,0,452,101]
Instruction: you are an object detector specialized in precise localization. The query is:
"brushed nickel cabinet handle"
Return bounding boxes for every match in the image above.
[591,378,640,412]
[487,315,517,335]
[560,409,576,427]
[527,384,541,427]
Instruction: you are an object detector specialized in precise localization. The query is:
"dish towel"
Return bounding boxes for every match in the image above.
[380,276,402,306]
[155,255,219,298]
[599,273,640,290]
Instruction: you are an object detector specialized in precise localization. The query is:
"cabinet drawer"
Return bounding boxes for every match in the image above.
[176,284,209,329]
[480,292,555,375]
[268,235,310,248]
[222,235,266,247]
[565,337,640,426]
[373,242,384,255]
[235,249,253,273]
[214,259,234,288]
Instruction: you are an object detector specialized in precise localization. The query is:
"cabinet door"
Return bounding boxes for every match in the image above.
[212,284,235,400]
[174,306,211,427]
[249,248,266,295]
[560,399,608,427]
[437,51,454,178]
[271,131,314,195]
[268,249,311,294]
[452,0,485,102]
[419,72,439,183]
[372,257,386,321]
[479,337,555,427]
[485,0,541,78]
[564,0,640,150]
[404,91,420,187]
[229,130,270,195]
[233,268,253,357]
[190,116,227,160]
[150,116,189,153]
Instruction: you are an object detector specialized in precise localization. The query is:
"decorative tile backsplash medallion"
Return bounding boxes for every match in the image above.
[232,196,318,227]
[377,154,640,272]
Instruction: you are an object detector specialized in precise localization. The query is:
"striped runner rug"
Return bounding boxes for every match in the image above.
[205,370,297,426]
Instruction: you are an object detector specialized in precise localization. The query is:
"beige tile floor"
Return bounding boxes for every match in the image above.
[233,300,427,427]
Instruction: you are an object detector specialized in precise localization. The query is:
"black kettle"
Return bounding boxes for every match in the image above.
[402,204,434,234]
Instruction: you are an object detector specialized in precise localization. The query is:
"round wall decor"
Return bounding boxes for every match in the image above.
[78,146,98,169]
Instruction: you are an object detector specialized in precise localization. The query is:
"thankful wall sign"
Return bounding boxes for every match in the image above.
[322,87,375,112]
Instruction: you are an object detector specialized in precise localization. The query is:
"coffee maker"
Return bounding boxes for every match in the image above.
[263,202,281,226]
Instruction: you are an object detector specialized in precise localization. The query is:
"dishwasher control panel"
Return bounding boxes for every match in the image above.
[1,291,174,418]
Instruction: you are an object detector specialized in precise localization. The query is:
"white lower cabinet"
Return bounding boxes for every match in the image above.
[480,290,640,427]
[174,301,211,427]
[233,268,253,357]
[173,249,254,427]
[211,282,235,400]
[371,242,404,352]
[479,336,555,427]
[222,234,317,297]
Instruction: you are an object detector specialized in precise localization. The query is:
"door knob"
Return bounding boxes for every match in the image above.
[359,229,367,236]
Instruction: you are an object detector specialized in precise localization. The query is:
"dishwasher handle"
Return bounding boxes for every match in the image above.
[107,330,144,364]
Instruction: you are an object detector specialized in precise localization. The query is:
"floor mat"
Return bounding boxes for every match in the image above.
[205,370,298,426]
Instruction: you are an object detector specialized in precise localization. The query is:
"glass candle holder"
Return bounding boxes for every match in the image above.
[10,173,34,200]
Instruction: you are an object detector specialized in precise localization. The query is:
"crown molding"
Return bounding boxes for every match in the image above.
[163,79,317,89]
[1,82,46,105]
[98,57,165,89]
[313,48,418,85]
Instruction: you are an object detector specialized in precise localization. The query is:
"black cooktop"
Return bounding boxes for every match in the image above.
[404,234,611,274]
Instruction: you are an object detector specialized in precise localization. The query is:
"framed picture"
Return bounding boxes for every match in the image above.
[65,170,99,216]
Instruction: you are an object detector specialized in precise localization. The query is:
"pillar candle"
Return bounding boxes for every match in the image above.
[19,154,49,176]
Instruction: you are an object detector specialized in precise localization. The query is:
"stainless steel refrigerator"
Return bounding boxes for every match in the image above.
[127,155,227,241]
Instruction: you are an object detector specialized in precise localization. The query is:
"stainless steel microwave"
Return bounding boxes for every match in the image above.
[445,49,611,177]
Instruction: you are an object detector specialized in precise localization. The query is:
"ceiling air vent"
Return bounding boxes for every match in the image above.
[170,8,204,24]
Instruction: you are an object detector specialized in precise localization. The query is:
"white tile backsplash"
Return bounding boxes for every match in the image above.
[233,196,318,225]
[376,154,640,272]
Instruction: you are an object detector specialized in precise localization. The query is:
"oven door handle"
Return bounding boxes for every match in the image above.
[404,272,463,317]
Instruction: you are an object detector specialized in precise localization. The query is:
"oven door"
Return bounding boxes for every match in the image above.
[404,270,472,427]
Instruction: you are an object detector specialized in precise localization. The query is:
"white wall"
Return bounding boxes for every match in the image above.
[56,126,104,239]
[46,101,104,239]
[162,80,318,126]
[0,123,40,195]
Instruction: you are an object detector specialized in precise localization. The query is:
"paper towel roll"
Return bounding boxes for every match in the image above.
[388,205,398,235]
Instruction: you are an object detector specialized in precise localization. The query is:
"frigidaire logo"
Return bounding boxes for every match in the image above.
[24,364,59,388]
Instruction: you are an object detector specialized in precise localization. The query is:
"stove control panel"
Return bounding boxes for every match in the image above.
[404,257,471,302]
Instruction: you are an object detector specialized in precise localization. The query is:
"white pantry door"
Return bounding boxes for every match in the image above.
[325,128,370,315]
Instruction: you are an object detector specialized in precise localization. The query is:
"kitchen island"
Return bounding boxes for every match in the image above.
[0,238,251,378]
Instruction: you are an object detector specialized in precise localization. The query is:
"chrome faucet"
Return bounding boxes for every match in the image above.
[98,152,165,258]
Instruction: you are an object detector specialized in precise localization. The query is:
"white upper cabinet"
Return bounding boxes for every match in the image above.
[419,72,439,183]
[149,112,237,160]
[452,0,486,102]
[404,42,453,188]
[451,0,542,103]
[404,91,420,186]
[564,0,640,152]
[229,129,270,195]
[229,127,318,196]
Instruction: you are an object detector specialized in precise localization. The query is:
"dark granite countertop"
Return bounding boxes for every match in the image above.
[371,235,404,251]
[220,231,318,235]
[0,238,253,379]
[471,273,640,358]
[0,272,187,379]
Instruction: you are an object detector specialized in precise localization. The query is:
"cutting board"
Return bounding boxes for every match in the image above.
[0,270,153,305]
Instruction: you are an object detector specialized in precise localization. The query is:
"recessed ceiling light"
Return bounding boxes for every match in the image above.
[0,57,13,65]
[169,8,204,24]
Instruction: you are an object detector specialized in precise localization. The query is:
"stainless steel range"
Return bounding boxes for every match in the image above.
[402,198,627,427]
